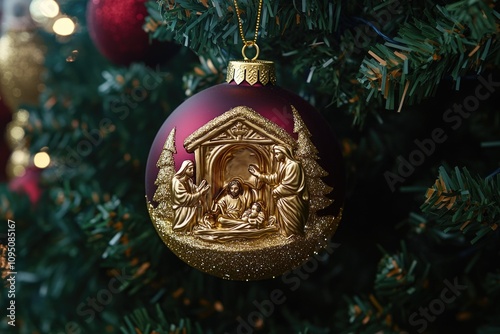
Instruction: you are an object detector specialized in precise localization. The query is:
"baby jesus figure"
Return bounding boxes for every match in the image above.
[195,201,278,241]
[218,202,266,230]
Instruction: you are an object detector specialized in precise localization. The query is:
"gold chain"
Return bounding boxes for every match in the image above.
[233,0,263,60]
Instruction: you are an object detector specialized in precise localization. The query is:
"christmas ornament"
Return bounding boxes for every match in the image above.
[9,165,42,204]
[145,0,344,280]
[0,0,45,111]
[86,0,179,66]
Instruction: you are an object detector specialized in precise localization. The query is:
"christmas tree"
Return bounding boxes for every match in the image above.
[292,106,334,216]
[1,0,499,333]
[152,127,177,221]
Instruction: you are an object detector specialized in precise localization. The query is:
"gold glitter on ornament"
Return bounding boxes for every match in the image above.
[0,30,46,111]
[147,105,342,280]
[148,199,342,280]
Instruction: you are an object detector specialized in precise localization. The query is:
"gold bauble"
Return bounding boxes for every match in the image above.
[0,30,46,111]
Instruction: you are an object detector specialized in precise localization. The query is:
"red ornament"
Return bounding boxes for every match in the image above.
[145,60,345,280]
[86,0,179,66]
[9,166,42,204]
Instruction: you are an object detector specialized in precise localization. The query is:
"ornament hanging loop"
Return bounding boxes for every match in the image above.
[233,0,263,61]
[242,41,260,61]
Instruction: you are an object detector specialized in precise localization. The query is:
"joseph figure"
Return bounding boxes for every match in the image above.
[248,145,309,237]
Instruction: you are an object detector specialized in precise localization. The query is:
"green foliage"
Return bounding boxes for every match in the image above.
[359,1,499,111]
[0,1,194,332]
[337,294,403,333]
[374,242,429,303]
[153,0,343,58]
[405,211,469,245]
[421,166,500,244]
[149,0,500,125]
[182,55,227,96]
[330,243,431,332]
[0,0,499,333]
[121,305,201,334]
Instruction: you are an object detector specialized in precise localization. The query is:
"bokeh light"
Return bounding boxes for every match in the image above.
[9,126,25,141]
[53,17,76,36]
[30,0,60,23]
[34,151,51,169]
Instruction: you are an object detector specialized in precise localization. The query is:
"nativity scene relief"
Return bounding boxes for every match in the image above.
[149,106,334,243]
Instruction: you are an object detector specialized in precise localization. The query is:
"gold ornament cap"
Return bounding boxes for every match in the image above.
[226,60,277,86]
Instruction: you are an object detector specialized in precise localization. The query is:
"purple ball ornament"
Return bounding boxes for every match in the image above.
[146,58,345,280]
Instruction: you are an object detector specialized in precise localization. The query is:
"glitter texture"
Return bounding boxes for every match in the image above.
[0,30,45,110]
[148,199,342,280]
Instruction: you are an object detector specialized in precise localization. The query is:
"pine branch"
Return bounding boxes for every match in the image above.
[120,305,202,334]
[421,166,500,244]
[183,55,227,96]
[148,0,381,125]
[148,0,500,126]
[337,294,404,334]
[152,0,343,57]
[358,0,500,111]
[374,242,430,304]
[0,10,198,331]
[405,211,469,245]
[329,242,431,333]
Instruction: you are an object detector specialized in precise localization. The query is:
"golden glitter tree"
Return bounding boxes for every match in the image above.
[292,106,334,216]
[153,127,177,220]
